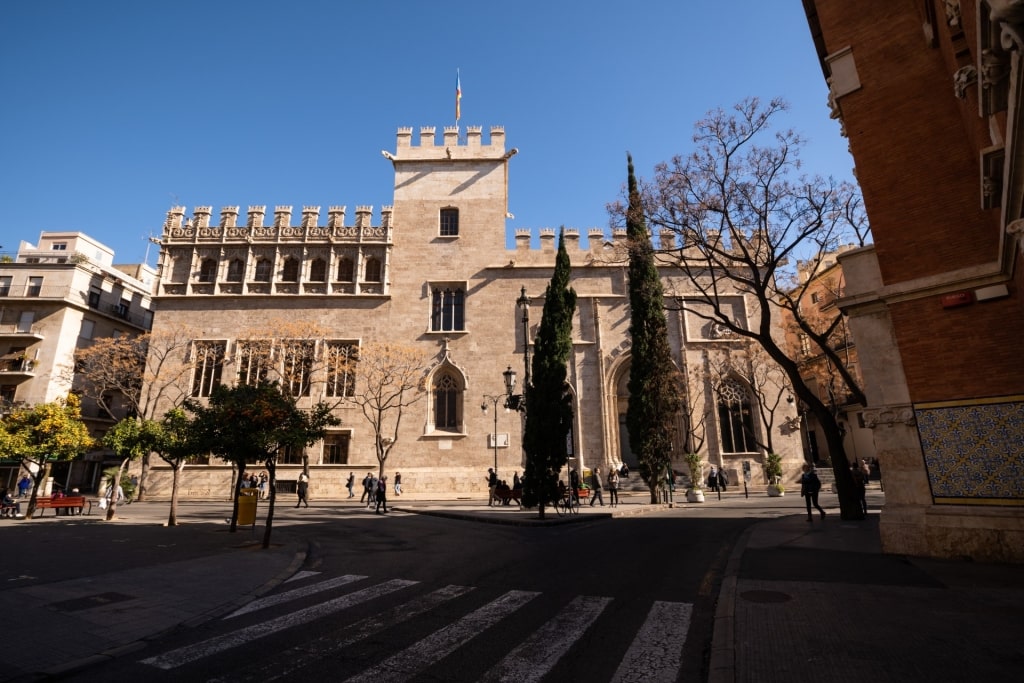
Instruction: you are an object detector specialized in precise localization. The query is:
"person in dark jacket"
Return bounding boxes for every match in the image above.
[707,466,719,492]
[375,476,388,514]
[295,471,310,508]
[800,463,826,522]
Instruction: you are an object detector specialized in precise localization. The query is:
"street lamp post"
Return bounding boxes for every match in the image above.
[517,285,531,391]
[481,394,504,477]
[504,286,531,412]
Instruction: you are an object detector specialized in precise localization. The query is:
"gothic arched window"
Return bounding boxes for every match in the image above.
[198,258,217,283]
[254,258,273,282]
[433,372,461,431]
[717,378,757,453]
[281,257,300,282]
[337,257,354,282]
[309,258,327,282]
[226,258,245,282]
[365,257,382,283]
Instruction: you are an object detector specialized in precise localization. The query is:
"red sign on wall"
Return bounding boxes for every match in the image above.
[940,291,974,308]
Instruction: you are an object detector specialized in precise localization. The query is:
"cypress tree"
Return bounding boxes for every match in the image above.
[625,154,682,502]
[521,229,578,518]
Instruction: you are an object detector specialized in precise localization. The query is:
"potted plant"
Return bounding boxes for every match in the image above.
[684,452,705,503]
[765,453,785,496]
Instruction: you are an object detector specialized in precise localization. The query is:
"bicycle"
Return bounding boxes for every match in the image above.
[554,491,579,516]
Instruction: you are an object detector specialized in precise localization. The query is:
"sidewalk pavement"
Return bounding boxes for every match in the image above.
[1,490,1021,682]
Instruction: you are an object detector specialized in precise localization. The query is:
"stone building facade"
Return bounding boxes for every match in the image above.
[803,1,1024,561]
[143,125,803,499]
[780,248,873,468]
[0,232,154,492]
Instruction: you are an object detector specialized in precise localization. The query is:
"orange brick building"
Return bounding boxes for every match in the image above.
[782,249,872,469]
[802,0,1024,561]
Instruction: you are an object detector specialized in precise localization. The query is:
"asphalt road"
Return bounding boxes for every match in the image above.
[63,508,758,682]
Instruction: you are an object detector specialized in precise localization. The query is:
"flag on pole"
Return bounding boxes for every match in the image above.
[455,70,462,123]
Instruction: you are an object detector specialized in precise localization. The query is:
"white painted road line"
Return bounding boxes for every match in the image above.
[480,595,613,683]
[141,578,418,670]
[243,585,477,683]
[225,574,367,619]
[610,600,692,683]
[345,590,541,683]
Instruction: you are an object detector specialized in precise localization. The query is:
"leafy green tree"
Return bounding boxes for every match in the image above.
[102,418,151,520]
[625,154,683,503]
[0,394,95,518]
[522,229,577,519]
[145,409,198,526]
[187,381,338,547]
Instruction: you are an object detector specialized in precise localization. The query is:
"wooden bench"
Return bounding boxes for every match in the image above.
[494,487,523,506]
[34,496,92,517]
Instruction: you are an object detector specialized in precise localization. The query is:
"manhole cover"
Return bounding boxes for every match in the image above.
[740,590,792,603]
[50,592,136,612]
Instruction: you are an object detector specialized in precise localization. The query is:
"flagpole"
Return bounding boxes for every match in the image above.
[455,68,462,133]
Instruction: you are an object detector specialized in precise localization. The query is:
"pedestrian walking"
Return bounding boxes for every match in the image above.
[17,475,31,498]
[375,476,388,514]
[607,468,619,507]
[360,473,372,503]
[800,463,826,522]
[707,466,719,493]
[569,467,581,503]
[718,467,729,492]
[851,462,868,515]
[513,471,521,489]
[394,472,402,496]
[258,471,268,499]
[486,468,498,506]
[346,472,355,498]
[367,474,379,509]
[589,467,604,506]
[295,471,310,508]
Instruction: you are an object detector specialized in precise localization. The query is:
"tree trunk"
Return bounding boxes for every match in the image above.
[105,458,128,521]
[228,463,245,533]
[137,452,151,502]
[167,462,182,526]
[24,466,46,519]
[262,459,277,549]
[807,401,863,520]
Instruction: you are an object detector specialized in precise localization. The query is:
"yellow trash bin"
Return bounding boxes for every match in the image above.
[237,487,259,527]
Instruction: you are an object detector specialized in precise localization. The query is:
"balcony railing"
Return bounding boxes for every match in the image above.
[0,358,36,374]
[0,324,44,339]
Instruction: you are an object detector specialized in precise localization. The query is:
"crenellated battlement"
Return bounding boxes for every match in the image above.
[391,125,512,161]
[503,226,686,267]
[161,205,394,243]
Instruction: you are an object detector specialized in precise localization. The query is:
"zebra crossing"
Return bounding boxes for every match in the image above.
[140,572,694,682]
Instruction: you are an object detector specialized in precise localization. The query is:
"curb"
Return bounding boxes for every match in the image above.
[394,502,674,526]
[707,521,756,683]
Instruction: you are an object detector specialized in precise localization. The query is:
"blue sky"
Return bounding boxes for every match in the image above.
[1,1,853,265]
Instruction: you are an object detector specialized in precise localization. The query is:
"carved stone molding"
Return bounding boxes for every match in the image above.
[827,80,848,138]
[863,406,917,429]
[953,65,978,99]
[989,0,1024,52]
[945,0,962,27]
